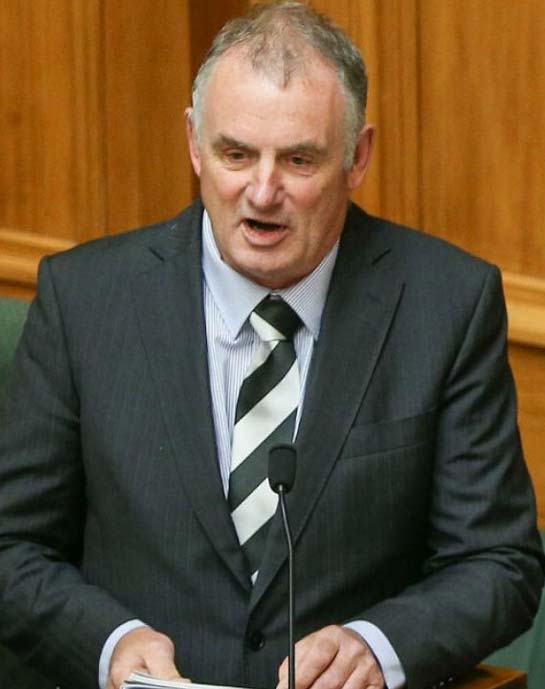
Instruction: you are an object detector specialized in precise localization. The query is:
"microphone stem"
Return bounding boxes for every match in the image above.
[279,487,295,689]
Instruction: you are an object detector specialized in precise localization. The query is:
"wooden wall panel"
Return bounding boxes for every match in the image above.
[415,0,545,521]
[418,0,545,280]
[0,0,107,242]
[510,344,545,529]
[103,0,194,234]
[188,0,250,84]
[0,228,73,300]
[349,0,421,229]
[504,272,545,349]
[0,0,201,294]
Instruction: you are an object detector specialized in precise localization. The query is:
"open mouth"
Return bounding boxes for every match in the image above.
[246,218,285,231]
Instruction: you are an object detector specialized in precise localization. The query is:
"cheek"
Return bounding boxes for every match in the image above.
[290,178,325,205]
[290,172,343,210]
[201,166,246,203]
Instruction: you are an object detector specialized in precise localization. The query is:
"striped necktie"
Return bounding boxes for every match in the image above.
[228,296,301,583]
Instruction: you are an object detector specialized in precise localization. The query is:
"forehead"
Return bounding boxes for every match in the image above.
[201,49,347,148]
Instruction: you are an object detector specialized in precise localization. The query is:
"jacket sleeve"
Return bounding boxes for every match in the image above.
[0,257,135,689]
[359,266,545,688]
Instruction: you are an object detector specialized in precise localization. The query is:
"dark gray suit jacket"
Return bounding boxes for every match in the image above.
[0,201,543,689]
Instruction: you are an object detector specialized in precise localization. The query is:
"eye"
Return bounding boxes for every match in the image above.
[285,153,316,175]
[224,149,249,164]
[227,150,245,160]
[290,155,310,167]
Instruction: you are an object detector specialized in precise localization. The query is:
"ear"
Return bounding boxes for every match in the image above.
[347,124,375,190]
[185,107,202,177]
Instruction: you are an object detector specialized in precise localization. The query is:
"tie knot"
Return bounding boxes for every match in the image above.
[250,296,300,342]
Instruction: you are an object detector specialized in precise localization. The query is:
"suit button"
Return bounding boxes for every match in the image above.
[247,630,266,650]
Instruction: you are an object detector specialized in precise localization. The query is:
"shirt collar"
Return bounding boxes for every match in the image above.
[202,210,338,340]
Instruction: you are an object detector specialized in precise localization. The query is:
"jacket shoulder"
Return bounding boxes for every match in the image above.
[46,201,203,281]
[346,204,496,288]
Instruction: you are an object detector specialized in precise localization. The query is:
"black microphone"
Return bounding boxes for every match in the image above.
[269,443,296,494]
[269,444,297,689]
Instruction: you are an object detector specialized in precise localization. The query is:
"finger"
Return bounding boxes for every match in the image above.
[342,633,384,689]
[143,637,183,680]
[109,655,148,689]
[310,632,384,689]
[279,626,384,689]
[343,663,384,689]
[291,628,340,689]
[278,632,318,685]
[305,639,356,689]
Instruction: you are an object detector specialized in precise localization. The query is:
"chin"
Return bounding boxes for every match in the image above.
[230,252,286,285]
[236,263,287,289]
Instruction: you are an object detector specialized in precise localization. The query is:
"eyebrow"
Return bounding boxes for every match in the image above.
[280,141,327,159]
[212,135,251,151]
[212,135,327,159]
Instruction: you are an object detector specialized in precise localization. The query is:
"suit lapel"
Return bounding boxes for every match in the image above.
[131,204,251,592]
[251,207,405,608]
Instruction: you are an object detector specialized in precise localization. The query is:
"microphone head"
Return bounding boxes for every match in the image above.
[268,444,297,494]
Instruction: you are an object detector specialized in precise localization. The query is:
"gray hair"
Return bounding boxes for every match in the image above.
[190,1,368,168]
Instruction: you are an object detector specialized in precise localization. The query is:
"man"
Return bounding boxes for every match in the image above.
[0,3,543,689]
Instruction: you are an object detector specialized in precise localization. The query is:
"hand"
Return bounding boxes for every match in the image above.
[277,625,384,689]
[107,627,189,689]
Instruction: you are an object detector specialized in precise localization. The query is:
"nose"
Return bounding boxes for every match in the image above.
[245,159,284,209]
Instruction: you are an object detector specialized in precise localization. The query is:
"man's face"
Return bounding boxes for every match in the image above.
[187,50,373,289]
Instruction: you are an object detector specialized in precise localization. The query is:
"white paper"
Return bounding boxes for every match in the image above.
[122,671,251,689]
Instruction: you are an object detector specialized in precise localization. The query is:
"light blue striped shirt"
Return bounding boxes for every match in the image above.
[201,210,337,494]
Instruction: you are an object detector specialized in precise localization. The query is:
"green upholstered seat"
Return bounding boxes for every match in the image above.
[486,530,545,689]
